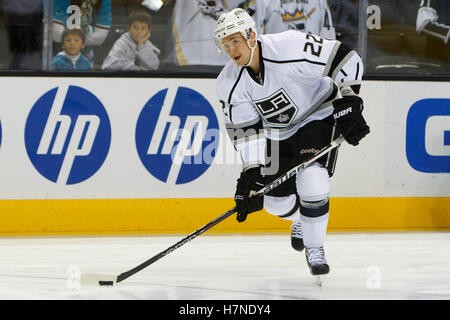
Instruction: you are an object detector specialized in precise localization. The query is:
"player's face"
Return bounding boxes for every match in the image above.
[62,34,85,56]
[220,33,251,67]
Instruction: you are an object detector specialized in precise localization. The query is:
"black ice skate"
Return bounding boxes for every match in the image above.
[290,219,304,251]
[305,246,330,276]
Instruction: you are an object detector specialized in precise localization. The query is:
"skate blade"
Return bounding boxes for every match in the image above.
[314,275,323,287]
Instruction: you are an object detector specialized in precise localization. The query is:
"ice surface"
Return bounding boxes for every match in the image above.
[0,232,449,300]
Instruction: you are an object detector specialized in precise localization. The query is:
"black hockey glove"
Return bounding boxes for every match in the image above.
[234,166,265,223]
[332,95,370,146]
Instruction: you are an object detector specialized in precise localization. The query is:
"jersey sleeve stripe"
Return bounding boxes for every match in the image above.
[263,57,326,66]
[330,50,357,81]
[326,42,355,79]
[226,120,264,148]
[322,42,341,77]
[226,117,261,129]
[355,62,360,80]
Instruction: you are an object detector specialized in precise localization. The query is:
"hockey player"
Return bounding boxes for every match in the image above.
[214,8,369,276]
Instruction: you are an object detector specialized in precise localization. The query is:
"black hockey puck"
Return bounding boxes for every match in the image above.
[99,281,114,286]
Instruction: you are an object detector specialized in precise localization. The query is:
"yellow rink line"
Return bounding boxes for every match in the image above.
[0,197,449,236]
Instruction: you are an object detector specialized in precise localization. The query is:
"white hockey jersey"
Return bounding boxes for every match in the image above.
[167,0,285,66]
[264,0,336,39]
[169,0,229,66]
[224,0,335,38]
[224,0,285,35]
[216,30,362,167]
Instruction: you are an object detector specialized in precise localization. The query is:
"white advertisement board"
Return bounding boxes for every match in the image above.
[0,77,240,199]
[0,78,448,200]
[331,81,450,197]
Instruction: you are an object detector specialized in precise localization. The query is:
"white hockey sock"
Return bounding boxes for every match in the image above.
[301,213,329,248]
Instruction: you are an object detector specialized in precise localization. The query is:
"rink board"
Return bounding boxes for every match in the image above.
[0,78,448,235]
[0,197,449,236]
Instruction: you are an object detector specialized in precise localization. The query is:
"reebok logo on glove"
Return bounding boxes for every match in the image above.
[333,107,352,120]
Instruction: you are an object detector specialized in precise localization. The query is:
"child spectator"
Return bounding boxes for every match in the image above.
[52,28,91,70]
[102,11,160,71]
[53,0,112,66]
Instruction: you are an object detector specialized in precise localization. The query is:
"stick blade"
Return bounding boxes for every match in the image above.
[80,273,118,286]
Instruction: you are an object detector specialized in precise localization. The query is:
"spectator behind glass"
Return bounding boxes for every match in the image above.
[267,0,336,39]
[161,0,230,66]
[102,11,160,70]
[52,28,91,71]
[416,0,449,44]
[161,0,279,67]
[53,0,112,66]
[160,0,334,68]
[2,0,43,70]
[223,1,334,37]
[415,0,449,67]
[225,0,284,35]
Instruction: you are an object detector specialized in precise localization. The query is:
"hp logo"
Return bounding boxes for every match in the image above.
[406,98,450,173]
[136,87,219,184]
[25,85,111,184]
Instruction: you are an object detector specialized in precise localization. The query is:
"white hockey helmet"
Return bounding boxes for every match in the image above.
[213,8,257,53]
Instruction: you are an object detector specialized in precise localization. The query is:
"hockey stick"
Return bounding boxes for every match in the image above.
[80,135,345,286]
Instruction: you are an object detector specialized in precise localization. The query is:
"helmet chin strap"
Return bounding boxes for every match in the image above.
[245,39,257,67]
